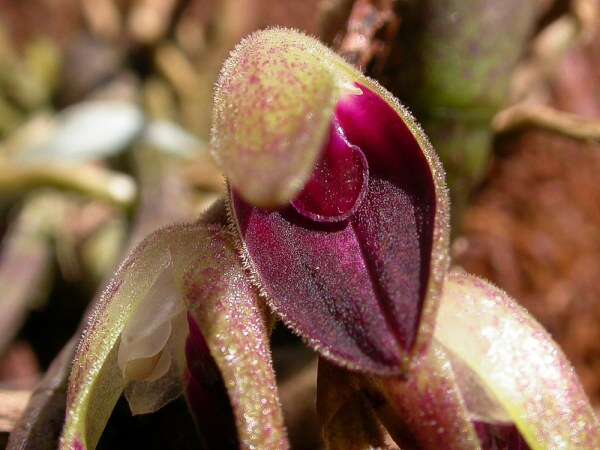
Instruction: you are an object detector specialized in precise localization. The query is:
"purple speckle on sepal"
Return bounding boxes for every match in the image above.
[72,439,84,450]
[231,83,436,374]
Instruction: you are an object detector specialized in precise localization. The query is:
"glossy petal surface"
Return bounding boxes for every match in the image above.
[436,270,600,450]
[291,119,368,223]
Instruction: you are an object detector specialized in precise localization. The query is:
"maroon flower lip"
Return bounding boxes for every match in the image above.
[290,117,369,223]
[230,83,437,374]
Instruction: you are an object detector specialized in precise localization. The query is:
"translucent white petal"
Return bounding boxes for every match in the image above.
[117,259,184,381]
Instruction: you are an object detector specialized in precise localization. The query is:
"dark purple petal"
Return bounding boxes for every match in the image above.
[230,83,441,374]
[291,119,368,223]
[338,86,437,356]
[473,421,530,450]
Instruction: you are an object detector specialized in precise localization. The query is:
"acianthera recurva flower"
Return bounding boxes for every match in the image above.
[57,29,600,450]
[213,29,447,376]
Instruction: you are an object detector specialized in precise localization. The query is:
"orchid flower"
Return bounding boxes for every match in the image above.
[57,29,600,450]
